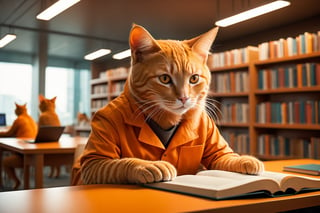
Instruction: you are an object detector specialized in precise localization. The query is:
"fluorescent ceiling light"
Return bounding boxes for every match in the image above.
[112,49,131,60]
[0,34,17,48]
[84,49,111,60]
[36,0,80,21]
[215,0,290,27]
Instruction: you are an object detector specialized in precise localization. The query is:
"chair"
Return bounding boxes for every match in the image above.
[70,143,86,185]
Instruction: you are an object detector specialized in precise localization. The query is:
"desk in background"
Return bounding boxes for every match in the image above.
[0,135,88,189]
[0,159,319,213]
[74,126,91,136]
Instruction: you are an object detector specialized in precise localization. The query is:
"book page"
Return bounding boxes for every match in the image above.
[197,170,280,183]
[260,171,290,183]
[146,173,281,199]
[262,171,320,191]
[198,170,320,192]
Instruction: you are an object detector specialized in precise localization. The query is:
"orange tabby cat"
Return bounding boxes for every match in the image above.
[77,112,90,127]
[38,95,62,178]
[0,103,37,137]
[1,103,37,189]
[38,95,61,126]
[76,24,264,185]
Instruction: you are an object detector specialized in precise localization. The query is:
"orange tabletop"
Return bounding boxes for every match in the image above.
[0,159,319,213]
[0,135,88,189]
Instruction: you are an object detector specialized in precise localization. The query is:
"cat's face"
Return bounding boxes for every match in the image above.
[130,41,210,116]
[128,24,218,126]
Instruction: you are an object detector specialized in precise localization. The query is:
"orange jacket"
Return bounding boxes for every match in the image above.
[78,85,237,180]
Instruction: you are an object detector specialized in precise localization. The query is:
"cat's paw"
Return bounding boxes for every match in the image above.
[238,155,264,175]
[130,160,177,184]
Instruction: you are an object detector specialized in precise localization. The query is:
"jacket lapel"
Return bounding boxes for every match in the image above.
[122,88,165,149]
[167,120,199,149]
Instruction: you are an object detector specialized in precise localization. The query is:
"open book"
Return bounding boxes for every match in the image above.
[144,170,320,200]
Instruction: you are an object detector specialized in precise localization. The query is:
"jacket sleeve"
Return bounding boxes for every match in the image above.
[79,108,123,183]
[200,117,240,170]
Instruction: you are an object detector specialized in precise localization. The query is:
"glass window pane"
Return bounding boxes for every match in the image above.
[45,67,75,126]
[0,62,33,125]
[78,69,91,116]
[45,67,90,126]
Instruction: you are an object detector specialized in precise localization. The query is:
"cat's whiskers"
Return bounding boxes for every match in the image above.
[204,97,222,124]
[133,99,163,121]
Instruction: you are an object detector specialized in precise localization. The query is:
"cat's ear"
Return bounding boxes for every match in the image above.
[51,96,57,102]
[186,27,219,63]
[39,94,45,102]
[129,24,161,63]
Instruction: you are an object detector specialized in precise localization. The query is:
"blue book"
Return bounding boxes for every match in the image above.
[299,101,306,123]
[284,164,320,176]
[310,63,316,86]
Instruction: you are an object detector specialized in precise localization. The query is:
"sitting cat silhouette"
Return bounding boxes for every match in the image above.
[38,95,62,178]
[1,103,37,189]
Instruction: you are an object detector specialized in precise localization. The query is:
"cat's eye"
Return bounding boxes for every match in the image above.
[189,74,199,84]
[159,74,172,84]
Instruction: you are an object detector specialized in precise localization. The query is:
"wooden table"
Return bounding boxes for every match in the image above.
[0,135,87,189]
[0,159,319,213]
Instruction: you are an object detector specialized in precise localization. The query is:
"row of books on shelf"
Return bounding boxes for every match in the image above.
[221,132,250,154]
[110,81,126,94]
[206,30,320,69]
[258,62,320,90]
[211,71,249,93]
[256,100,320,125]
[220,103,249,124]
[99,67,129,79]
[207,46,257,68]
[257,135,320,159]
[258,31,320,60]
[92,84,107,94]
[91,99,108,110]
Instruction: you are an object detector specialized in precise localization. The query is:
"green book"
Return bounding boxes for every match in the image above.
[283,164,320,176]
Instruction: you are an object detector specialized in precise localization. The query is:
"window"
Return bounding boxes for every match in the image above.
[0,62,33,125]
[77,69,91,115]
[45,67,90,126]
[0,61,90,127]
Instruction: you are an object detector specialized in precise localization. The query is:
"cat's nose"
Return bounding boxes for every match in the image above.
[179,97,189,104]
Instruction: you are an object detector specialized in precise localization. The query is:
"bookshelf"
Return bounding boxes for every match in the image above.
[208,36,320,160]
[207,46,259,156]
[253,51,320,160]
[90,65,129,114]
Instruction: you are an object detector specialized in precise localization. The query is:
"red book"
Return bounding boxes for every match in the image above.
[265,135,271,156]
[278,67,285,88]
[297,64,303,88]
[316,63,320,86]
[305,101,313,124]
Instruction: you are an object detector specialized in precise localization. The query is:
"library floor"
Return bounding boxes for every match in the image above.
[1,166,71,192]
